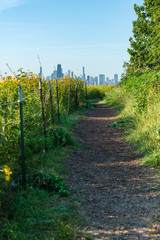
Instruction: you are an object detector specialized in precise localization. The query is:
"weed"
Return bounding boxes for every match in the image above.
[107,116,135,131]
[28,171,69,196]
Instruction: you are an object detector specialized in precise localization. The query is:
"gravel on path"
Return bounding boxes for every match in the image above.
[64,102,160,240]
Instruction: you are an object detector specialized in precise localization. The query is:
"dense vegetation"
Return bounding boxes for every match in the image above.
[105,0,160,168]
[105,71,160,167]
[0,71,84,239]
[87,85,111,100]
[0,70,84,186]
[0,70,107,239]
[126,0,160,72]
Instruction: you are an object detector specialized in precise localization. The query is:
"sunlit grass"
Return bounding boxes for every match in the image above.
[104,72,160,168]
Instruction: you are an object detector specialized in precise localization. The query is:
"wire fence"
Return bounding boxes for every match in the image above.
[0,101,19,106]
[0,75,87,189]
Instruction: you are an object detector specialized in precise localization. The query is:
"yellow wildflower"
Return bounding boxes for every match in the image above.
[3,165,12,182]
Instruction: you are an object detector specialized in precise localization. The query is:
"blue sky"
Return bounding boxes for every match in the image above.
[0,0,144,79]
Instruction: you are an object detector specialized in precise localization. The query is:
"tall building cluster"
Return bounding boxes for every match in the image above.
[49,64,64,80]
[46,64,74,80]
[82,67,119,86]
[41,64,119,86]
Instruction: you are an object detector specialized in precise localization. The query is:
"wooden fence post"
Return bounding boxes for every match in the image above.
[48,81,54,125]
[68,80,71,115]
[19,85,26,190]
[39,78,47,151]
[75,79,78,109]
[56,79,60,121]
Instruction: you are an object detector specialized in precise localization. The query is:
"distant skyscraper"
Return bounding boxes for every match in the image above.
[51,70,57,80]
[90,77,94,85]
[94,77,98,86]
[71,71,74,78]
[99,74,105,85]
[57,64,63,79]
[106,77,109,85]
[114,74,118,85]
[87,75,90,85]
[68,70,71,77]
[82,66,85,75]
[39,66,42,77]
[82,66,85,82]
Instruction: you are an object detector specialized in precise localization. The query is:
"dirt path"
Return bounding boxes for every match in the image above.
[64,102,160,240]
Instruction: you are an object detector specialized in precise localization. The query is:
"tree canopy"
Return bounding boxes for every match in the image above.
[127,0,160,73]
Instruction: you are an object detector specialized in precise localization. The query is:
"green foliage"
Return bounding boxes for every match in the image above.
[82,100,97,109]
[28,171,69,196]
[87,86,111,99]
[0,111,85,239]
[0,187,81,240]
[126,0,160,72]
[121,71,160,112]
[0,73,85,193]
[108,116,135,131]
[105,71,160,168]
[0,74,95,239]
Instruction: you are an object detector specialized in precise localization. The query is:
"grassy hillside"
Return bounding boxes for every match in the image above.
[104,71,160,167]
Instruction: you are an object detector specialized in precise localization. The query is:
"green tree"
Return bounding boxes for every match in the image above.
[127,0,160,72]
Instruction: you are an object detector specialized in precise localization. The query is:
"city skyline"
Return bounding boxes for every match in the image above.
[45,64,119,86]
[0,0,144,79]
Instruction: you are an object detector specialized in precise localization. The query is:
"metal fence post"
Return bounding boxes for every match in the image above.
[48,81,54,125]
[56,79,60,121]
[39,78,47,151]
[68,80,71,115]
[19,85,26,190]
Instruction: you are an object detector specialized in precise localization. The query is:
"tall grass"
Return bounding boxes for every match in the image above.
[104,71,160,167]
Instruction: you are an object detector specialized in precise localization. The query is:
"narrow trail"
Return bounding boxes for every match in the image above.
[64,102,160,240]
